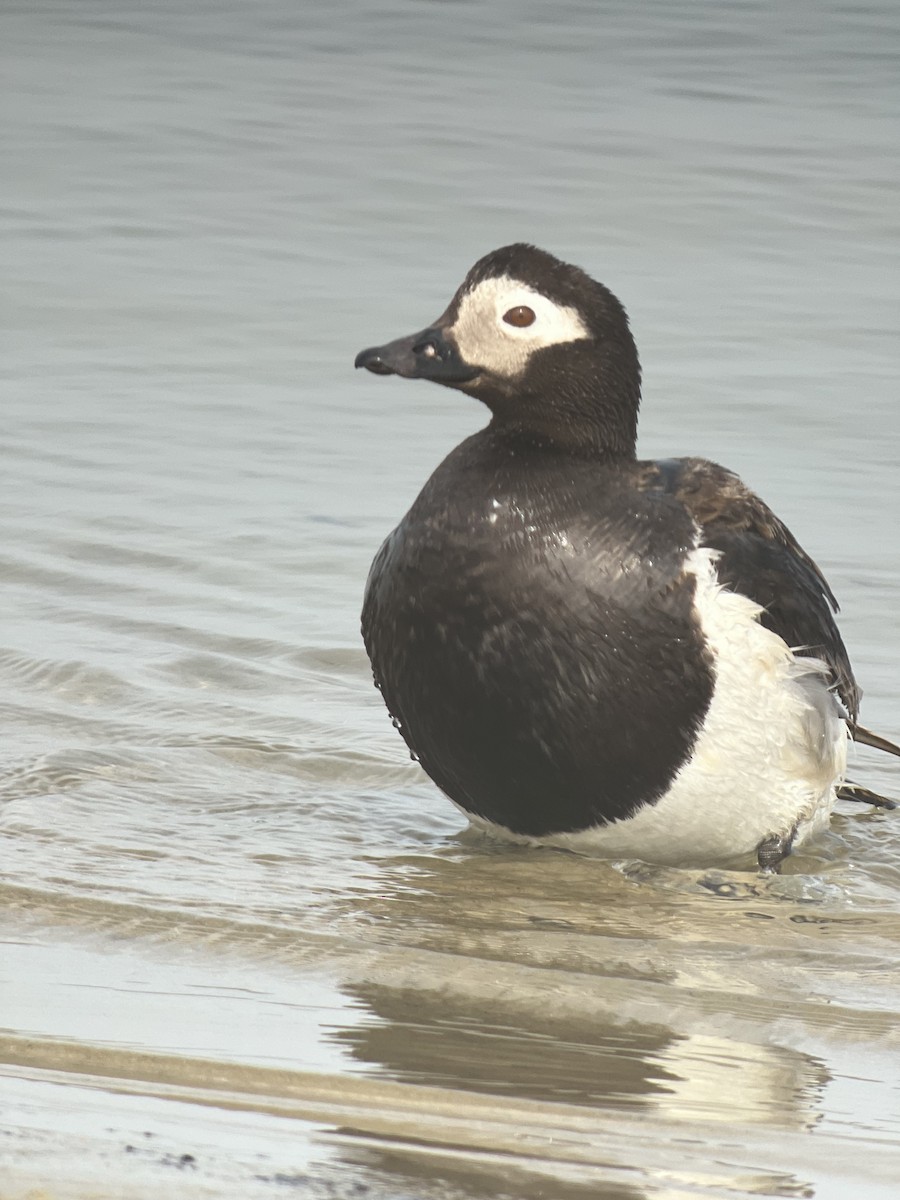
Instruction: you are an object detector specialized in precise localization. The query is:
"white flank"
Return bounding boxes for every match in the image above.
[451,275,590,380]
[470,546,848,867]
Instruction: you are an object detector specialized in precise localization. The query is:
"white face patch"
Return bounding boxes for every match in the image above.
[450,275,590,380]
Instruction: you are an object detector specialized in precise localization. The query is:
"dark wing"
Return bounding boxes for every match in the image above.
[642,456,861,724]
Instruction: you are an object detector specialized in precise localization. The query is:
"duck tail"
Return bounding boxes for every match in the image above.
[837,782,897,810]
[851,723,900,759]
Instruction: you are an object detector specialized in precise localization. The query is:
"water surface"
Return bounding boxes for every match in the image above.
[2,2,900,1197]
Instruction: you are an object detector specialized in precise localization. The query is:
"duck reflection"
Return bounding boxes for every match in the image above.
[324,843,831,1132]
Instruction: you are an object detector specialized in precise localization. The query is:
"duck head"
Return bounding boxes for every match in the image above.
[355,243,642,459]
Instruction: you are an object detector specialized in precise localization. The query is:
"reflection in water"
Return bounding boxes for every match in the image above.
[656,1033,827,1132]
[339,1145,647,1200]
[334,980,677,1109]
[335,981,829,1131]
[3,0,900,1195]
[327,842,835,1134]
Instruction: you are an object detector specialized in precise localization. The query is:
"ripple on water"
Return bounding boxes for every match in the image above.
[3,0,900,1194]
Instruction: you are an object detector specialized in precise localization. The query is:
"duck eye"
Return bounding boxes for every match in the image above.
[502,305,536,328]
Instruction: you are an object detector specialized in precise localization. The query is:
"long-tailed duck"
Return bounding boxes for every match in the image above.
[355,244,897,870]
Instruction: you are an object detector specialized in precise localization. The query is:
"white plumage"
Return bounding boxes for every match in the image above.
[469,547,847,866]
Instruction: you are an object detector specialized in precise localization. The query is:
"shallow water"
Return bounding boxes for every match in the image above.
[2,1,900,1197]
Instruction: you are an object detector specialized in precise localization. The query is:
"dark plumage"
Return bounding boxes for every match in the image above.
[355,244,897,866]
